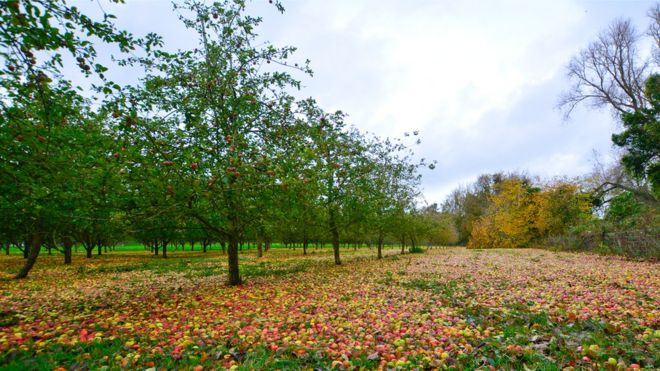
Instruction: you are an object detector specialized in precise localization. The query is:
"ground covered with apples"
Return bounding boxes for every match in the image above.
[0,247,658,370]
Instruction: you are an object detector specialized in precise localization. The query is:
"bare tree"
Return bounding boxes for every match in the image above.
[559,18,653,119]
[585,152,658,207]
[649,4,660,65]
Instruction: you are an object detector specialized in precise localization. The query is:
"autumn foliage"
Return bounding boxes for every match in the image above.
[468,180,591,249]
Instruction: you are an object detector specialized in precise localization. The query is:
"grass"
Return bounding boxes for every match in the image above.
[0,242,408,256]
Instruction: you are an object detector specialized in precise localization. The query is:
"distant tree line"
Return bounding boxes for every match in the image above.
[440,6,659,259]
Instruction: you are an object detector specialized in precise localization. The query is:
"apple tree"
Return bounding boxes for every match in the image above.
[115,0,311,285]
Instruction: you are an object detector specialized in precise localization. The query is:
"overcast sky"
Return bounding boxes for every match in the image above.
[82,0,656,205]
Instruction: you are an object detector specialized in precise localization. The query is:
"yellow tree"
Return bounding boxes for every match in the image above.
[468,179,591,249]
[533,182,592,237]
[468,179,536,248]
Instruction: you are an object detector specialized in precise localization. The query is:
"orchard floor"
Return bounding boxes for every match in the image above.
[0,247,658,370]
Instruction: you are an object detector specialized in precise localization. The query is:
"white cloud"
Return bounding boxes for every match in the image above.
[260,0,653,203]
[76,0,655,203]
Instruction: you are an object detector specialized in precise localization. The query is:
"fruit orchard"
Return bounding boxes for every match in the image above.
[0,0,438,282]
[1,1,658,369]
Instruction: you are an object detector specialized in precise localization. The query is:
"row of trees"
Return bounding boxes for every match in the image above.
[0,0,446,284]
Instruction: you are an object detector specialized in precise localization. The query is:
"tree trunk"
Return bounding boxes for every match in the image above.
[227,234,241,286]
[303,236,308,256]
[330,210,341,265]
[220,241,226,253]
[401,238,405,254]
[331,228,341,265]
[377,232,384,259]
[162,241,168,258]
[63,237,73,265]
[257,241,263,258]
[23,240,29,258]
[15,234,42,279]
